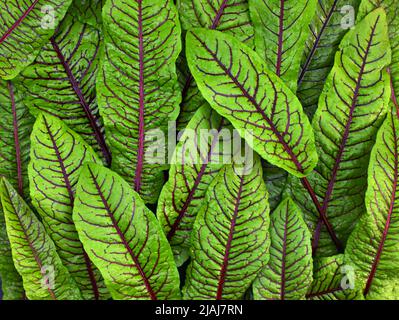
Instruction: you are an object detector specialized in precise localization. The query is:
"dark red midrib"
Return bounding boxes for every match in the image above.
[279,208,289,300]
[312,18,380,253]
[0,0,40,44]
[43,117,100,300]
[297,0,339,85]
[87,167,157,300]
[216,174,244,300]
[7,81,23,196]
[364,117,398,296]
[167,118,225,241]
[388,68,399,118]
[194,33,342,250]
[5,187,57,300]
[50,38,111,166]
[276,0,285,77]
[134,0,145,194]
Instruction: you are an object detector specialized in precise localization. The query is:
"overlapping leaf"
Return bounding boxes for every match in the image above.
[73,163,181,300]
[176,0,254,129]
[28,113,108,300]
[289,8,391,256]
[17,3,110,164]
[253,198,313,300]
[249,0,317,92]
[97,0,181,203]
[186,29,318,178]
[297,0,361,117]
[157,106,231,266]
[0,178,82,300]
[262,162,288,212]
[306,255,363,300]
[0,0,72,79]
[0,79,33,299]
[344,106,399,299]
[182,154,270,300]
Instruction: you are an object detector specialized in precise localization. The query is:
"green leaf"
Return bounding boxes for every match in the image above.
[69,0,105,28]
[252,197,313,300]
[97,0,182,203]
[289,8,391,256]
[28,113,108,300]
[17,3,111,164]
[262,161,288,212]
[176,0,254,130]
[249,0,317,92]
[297,0,361,118]
[182,154,270,300]
[73,163,181,300]
[344,106,399,300]
[186,28,318,178]
[0,79,33,299]
[307,255,363,300]
[0,178,82,300]
[157,106,230,266]
[0,0,72,80]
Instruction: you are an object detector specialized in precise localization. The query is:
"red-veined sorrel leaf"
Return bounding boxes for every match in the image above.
[249,0,317,92]
[70,0,105,28]
[182,154,270,300]
[28,113,108,300]
[297,0,361,118]
[96,0,181,203]
[0,79,33,300]
[262,161,288,212]
[186,28,318,178]
[0,0,72,80]
[176,0,254,130]
[344,105,399,299]
[73,163,181,300]
[252,197,313,300]
[306,255,363,300]
[17,2,111,165]
[289,8,391,256]
[157,106,232,266]
[0,178,82,300]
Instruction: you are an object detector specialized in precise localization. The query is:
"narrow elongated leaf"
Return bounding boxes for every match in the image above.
[297,0,361,117]
[157,106,230,266]
[182,154,270,300]
[186,29,318,178]
[306,255,363,300]
[249,0,317,92]
[73,163,181,300]
[289,9,391,256]
[176,0,254,130]
[344,106,399,299]
[17,3,111,164]
[28,114,108,300]
[253,198,313,300]
[97,0,181,203]
[0,178,82,300]
[0,79,33,299]
[0,0,72,79]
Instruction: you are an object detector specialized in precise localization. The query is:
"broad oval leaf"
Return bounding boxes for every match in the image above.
[182,154,270,300]
[177,0,254,129]
[28,113,108,300]
[157,106,230,266]
[289,8,391,256]
[0,79,33,299]
[73,163,181,300]
[344,106,399,299]
[297,0,361,117]
[307,255,363,300]
[17,3,111,164]
[249,0,317,92]
[186,28,318,178]
[253,197,313,300]
[97,0,182,203]
[0,0,72,79]
[0,178,82,300]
